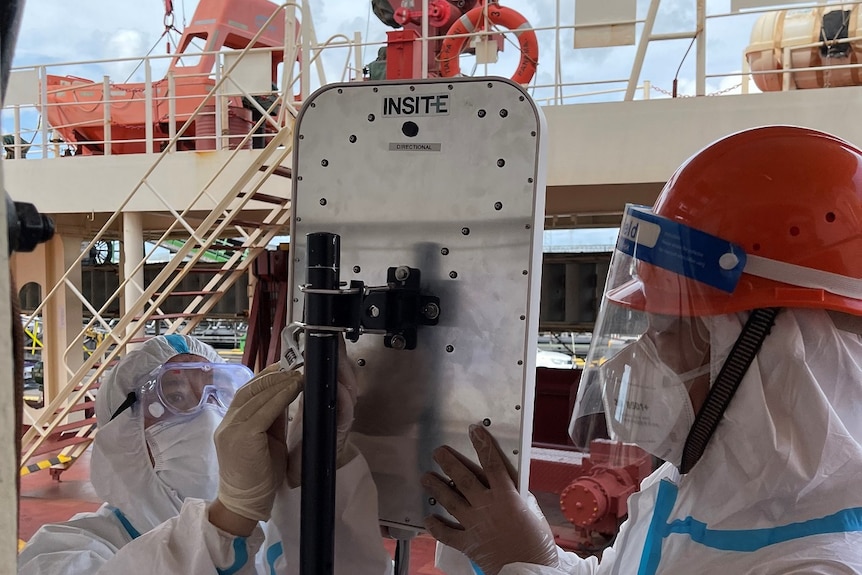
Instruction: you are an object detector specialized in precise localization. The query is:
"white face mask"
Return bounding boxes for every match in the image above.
[144,406,223,501]
[601,337,710,467]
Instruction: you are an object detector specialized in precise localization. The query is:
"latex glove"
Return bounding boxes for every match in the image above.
[421,425,560,575]
[214,364,302,522]
[286,335,358,488]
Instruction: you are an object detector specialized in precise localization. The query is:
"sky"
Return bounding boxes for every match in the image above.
[6,0,781,252]
[10,0,768,101]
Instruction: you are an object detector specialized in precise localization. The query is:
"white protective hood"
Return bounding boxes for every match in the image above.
[90,335,225,534]
[678,307,862,527]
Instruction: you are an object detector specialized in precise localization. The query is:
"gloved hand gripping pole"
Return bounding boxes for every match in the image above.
[300,232,340,575]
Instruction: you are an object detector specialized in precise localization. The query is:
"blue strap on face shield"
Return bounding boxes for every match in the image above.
[638,480,862,575]
[164,334,190,354]
[618,205,747,294]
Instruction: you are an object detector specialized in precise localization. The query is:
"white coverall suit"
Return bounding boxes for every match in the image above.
[18,334,394,575]
[438,309,862,575]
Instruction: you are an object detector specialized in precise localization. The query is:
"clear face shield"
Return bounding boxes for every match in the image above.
[137,362,254,424]
[569,205,748,468]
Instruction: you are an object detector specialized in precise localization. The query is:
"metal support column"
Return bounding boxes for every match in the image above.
[696,0,706,96]
[625,0,661,101]
[122,213,145,347]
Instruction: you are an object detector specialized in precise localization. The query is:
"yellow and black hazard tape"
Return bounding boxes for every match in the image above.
[20,454,72,476]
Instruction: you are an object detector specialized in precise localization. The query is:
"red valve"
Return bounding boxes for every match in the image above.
[560,467,636,534]
[560,479,609,527]
[394,0,455,28]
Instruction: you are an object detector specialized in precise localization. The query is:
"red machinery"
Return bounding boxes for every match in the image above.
[530,367,655,556]
[42,0,298,155]
[370,0,538,84]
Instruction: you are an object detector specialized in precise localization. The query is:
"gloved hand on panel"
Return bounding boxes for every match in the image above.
[421,425,560,575]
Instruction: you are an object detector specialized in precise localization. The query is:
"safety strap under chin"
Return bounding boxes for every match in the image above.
[679,307,781,474]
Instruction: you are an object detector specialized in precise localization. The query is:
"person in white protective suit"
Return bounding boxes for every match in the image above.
[422,125,862,575]
[18,333,394,574]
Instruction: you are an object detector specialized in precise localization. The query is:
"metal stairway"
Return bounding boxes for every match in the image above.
[20,132,295,477]
[18,8,301,476]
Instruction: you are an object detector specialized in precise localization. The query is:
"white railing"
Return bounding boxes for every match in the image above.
[6,43,305,159]
[3,1,357,159]
[341,0,862,103]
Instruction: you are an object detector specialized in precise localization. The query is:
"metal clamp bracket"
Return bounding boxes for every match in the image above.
[300,265,440,350]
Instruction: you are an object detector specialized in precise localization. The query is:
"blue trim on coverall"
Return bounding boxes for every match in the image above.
[638,479,862,575]
[112,506,249,574]
[111,507,141,540]
[266,542,284,575]
[216,537,250,575]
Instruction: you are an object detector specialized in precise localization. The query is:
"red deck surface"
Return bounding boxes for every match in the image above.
[19,449,444,573]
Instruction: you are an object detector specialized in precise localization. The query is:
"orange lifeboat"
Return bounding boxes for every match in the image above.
[746,4,862,91]
[43,0,299,155]
[438,4,539,85]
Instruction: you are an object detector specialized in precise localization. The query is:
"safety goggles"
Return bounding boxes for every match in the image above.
[136,362,254,422]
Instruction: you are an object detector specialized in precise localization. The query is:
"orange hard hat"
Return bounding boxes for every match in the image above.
[609,125,862,317]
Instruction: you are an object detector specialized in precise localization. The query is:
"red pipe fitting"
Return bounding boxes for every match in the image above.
[394,0,455,28]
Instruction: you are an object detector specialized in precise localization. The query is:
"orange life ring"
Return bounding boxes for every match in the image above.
[438,4,539,85]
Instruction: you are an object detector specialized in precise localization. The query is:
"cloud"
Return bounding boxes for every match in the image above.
[15,1,158,66]
[104,30,150,82]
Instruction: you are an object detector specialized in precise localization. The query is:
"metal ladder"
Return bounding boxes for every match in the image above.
[19,21,300,475]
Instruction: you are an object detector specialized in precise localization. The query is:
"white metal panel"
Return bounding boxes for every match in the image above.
[2,150,290,213]
[221,50,273,96]
[575,0,637,25]
[542,88,862,188]
[731,0,811,12]
[290,78,547,531]
[575,0,636,48]
[5,69,38,106]
[575,23,636,48]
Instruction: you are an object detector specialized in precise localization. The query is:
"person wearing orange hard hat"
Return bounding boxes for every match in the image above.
[423,125,862,575]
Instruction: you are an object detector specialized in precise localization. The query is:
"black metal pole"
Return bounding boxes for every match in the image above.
[301,232,340,575]
[395,539,411,575]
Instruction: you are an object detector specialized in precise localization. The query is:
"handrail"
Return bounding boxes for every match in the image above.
[21,128,293,462]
